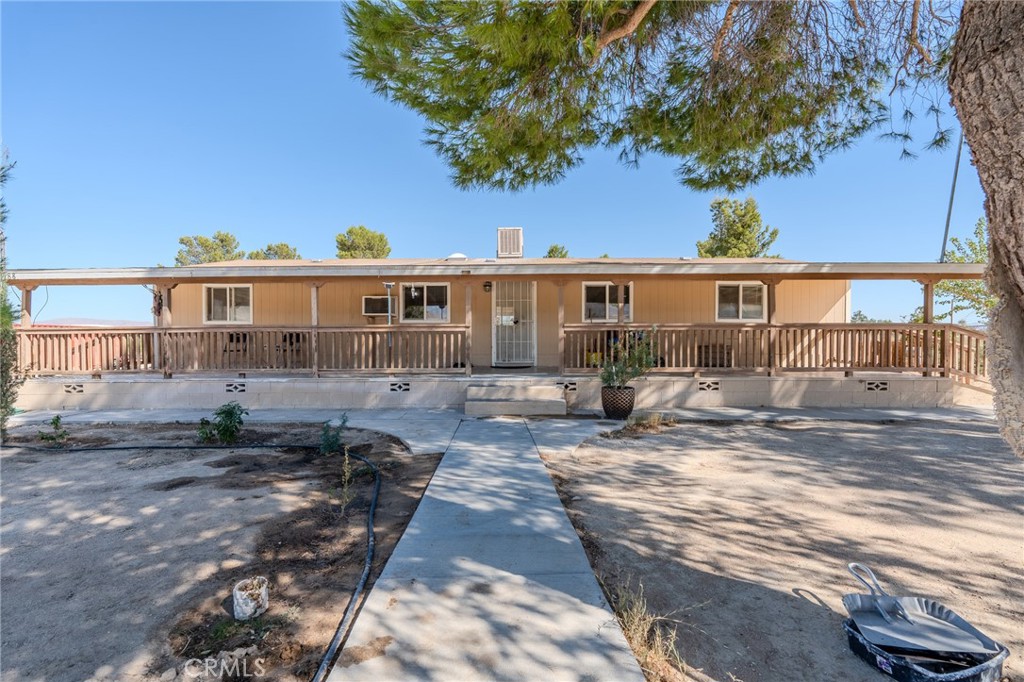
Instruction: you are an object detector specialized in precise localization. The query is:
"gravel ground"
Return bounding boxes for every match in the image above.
[547,419,1023,682]
[0,422,435,682]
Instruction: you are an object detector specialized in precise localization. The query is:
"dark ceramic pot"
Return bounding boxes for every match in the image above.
[601,386,635,420]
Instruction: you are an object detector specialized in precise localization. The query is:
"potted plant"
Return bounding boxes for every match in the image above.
[599,328,657,420]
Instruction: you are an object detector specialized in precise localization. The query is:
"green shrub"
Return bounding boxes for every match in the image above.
[38,415,69,447]
[319,413,349,456]
[198,401,248,444]
[600,327,657,387]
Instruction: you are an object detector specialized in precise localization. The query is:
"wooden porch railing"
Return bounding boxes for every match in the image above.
[563,323,989,382]
[15,323,987,382]
[15,327,155,374]
[17,325,470,375]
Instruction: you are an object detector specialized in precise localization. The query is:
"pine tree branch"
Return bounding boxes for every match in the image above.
[712,0,742,63]
[905,0,935,67]
[848,0,865,29]
[592,0,658,57]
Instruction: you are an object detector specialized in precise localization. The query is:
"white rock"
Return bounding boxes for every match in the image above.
[160,669,177,682]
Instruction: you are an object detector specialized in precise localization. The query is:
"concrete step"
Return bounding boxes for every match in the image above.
[464,398,567,416]
[466,384,564,401]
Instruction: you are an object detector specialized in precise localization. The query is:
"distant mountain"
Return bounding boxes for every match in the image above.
[29,318,152,327]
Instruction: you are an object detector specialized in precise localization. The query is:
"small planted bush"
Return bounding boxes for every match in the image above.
[198,401,248,444]
[319,413,349,456]
[38,414,69,447]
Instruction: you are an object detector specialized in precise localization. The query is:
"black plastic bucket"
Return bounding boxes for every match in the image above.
[843,619,1009,682]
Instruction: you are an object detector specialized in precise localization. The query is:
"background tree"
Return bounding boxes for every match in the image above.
[248,242,302,260]
[936,218,996,323]
[336,225,390,259]
[348,1,1024,457]
[697,197,779,258]
[545,244,569,258]
[174,231,245,266]
[1,156,24,442]
[851,310,893,324]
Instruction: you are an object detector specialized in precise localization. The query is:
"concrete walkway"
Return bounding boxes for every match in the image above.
[327,416,643,682]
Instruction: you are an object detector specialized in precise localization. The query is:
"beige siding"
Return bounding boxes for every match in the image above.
[170,283,311,327]
[169,278,852,358]
[254,283,312,326]
[470,284,492,367]
[775,280,850,323]
[169,284,203,327]
[535,281,561,367]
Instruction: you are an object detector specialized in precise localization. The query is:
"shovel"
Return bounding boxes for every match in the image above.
[848,563,914,625]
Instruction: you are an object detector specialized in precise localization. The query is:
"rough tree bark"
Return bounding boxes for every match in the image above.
[949,1,1024,457]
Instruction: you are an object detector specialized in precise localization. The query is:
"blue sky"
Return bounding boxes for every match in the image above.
[2,1,985,323]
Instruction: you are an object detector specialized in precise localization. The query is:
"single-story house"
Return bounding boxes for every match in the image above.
[9,229,989,413]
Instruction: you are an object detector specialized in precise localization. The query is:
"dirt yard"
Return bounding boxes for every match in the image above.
[0,421,440,682]
[546,419,1023,682]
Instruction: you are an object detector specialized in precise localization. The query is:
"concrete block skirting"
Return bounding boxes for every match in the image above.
[14,373,985,413]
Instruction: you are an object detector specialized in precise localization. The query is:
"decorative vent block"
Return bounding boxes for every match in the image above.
[225,383,246,393]
[390,382,410,392]
[865,380,889,392]
[63,384,84,394]
[698,380,721,392]
[559,381,578,392]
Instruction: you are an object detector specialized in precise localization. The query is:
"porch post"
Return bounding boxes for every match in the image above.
[615,282,626,325]
[310,283,321,377]
[762,279,778,376]
[158,286,174,375]
[921,279,935,376]
[556,281,566,375]
[923,281,935,324]
[160,286,174,327]
[19,287,34,328]
[464,283,473,376]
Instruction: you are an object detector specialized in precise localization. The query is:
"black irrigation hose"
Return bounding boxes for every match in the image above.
[311,450,381,682]
[8,443,312,451]
[6,439,384,682]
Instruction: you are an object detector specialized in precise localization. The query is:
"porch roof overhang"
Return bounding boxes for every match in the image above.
[7,259,986,288]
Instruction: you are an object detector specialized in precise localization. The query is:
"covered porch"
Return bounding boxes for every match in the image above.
[10,260,989,385]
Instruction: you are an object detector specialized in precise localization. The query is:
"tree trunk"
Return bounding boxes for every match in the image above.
[949,1,1024,457]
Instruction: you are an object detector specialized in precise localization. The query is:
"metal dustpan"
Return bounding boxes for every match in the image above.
[842,563,1001,655]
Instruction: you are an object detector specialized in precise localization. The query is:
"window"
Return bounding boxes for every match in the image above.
[203,285,252,324]
[583,282,632,322]
[716,282,765,322]
[401,283,449,322]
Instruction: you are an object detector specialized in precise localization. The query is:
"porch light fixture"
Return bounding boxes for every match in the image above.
[483,281,492,293]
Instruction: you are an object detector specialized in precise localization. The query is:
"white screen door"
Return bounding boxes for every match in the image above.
[492,281,536,366]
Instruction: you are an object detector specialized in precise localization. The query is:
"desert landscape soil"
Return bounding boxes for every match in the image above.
[545,419,1022,682]
[0,422,440,682]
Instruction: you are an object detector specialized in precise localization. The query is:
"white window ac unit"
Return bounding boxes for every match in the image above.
[497,227,523,259]
[362,296,396,316]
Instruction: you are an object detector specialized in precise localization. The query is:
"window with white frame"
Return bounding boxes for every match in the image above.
[400,283,449,322]
[583,282,632,322]
[204,285,252,324]
[716,282,766,322]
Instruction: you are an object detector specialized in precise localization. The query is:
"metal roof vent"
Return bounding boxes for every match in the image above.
[497,227,523,259]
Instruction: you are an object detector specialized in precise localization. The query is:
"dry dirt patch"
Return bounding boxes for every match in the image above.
[1,422,440,682]
[546,420,1022,682]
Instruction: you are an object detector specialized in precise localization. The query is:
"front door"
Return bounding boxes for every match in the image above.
[492,280,536,367]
